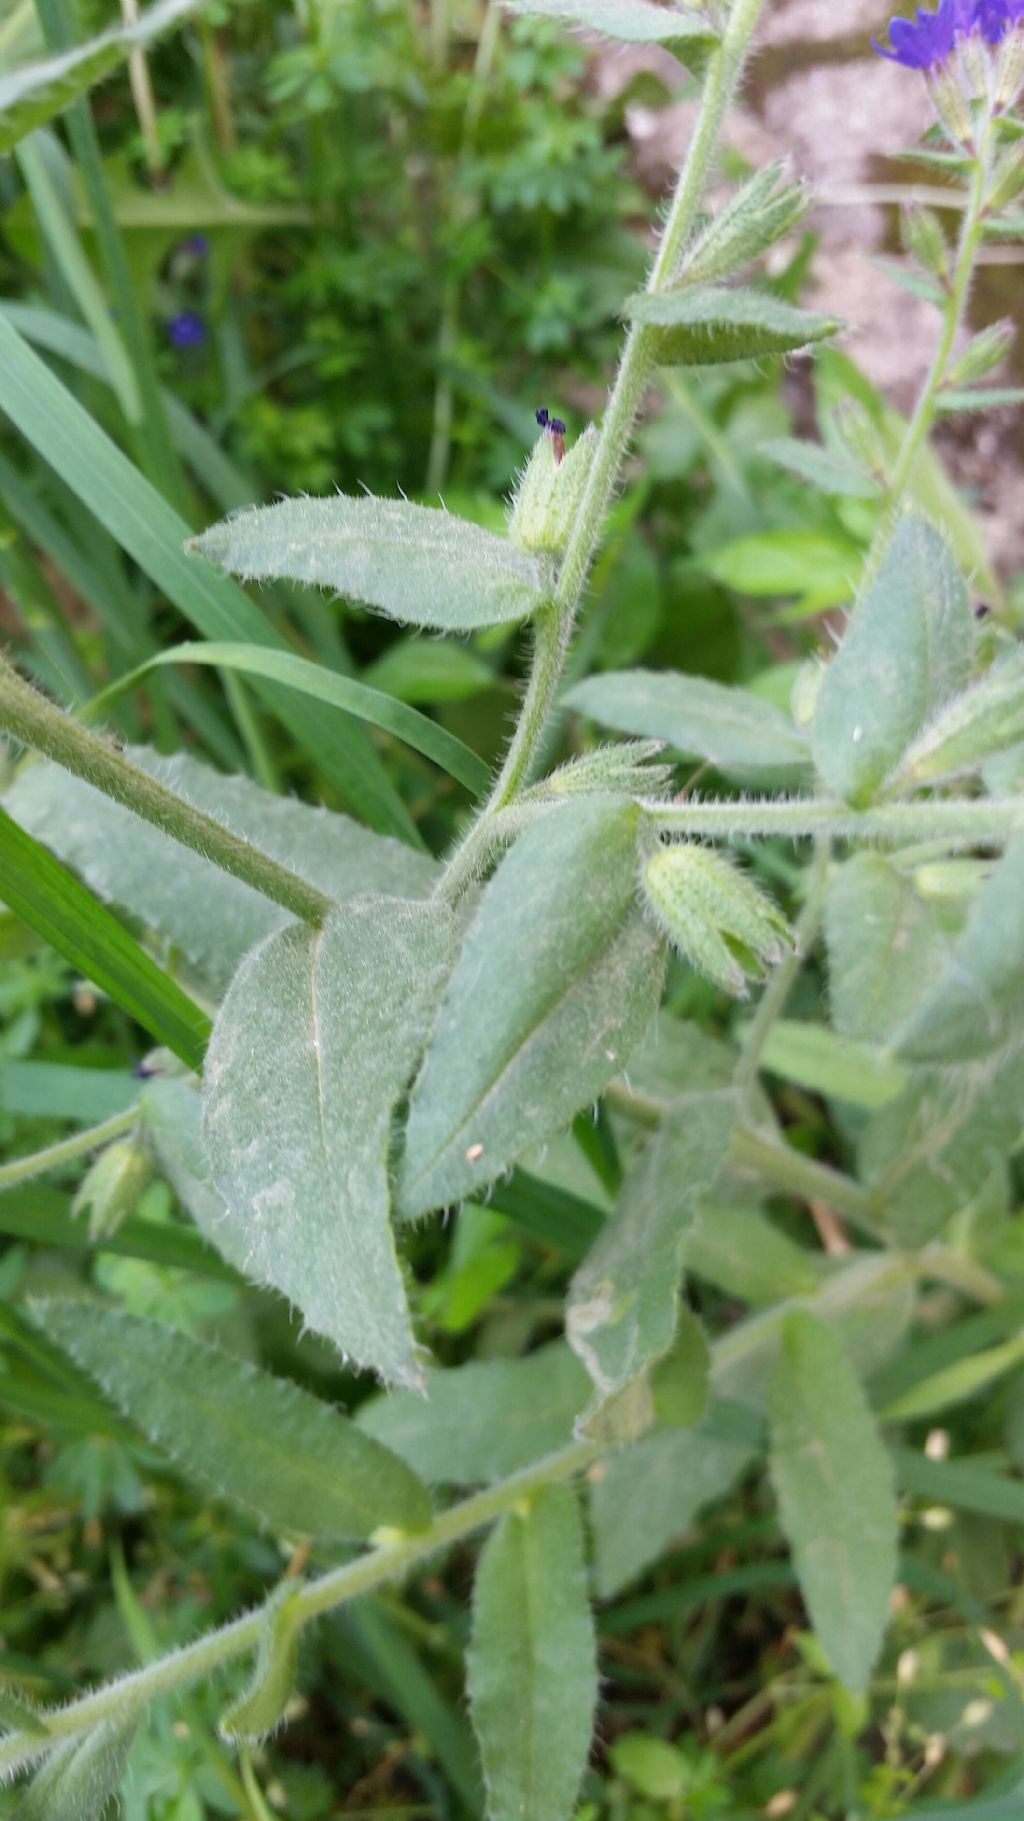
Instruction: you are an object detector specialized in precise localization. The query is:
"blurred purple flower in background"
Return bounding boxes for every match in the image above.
[873,0,1022,66]
[179,233,210,257]
[167,310,206,348]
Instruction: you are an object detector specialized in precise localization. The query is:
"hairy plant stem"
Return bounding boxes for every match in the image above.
[646,793,1024,847]
[440,0,768,895]
[732,840,830,1095]
[0,657,334,927]
[862,113,996,584]
[0,1107,140,1192]
[0,1439,598,1779]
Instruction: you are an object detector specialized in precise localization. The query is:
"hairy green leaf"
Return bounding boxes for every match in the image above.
[12,1717,135,1820]
[204,897,454,1383]
[0,804,209,1070]
[811,515,972,806]
[399,802,665,1216]
[36,1301,432,1540]
[590,1419,754,1596]
[568,1094,737,1418]
[6,749,437,998]
[468,1485,597,1821]
[189,496,545,632]
[357,1343,590,1485]
[565,669,810,785]
[754,1018,908,1108]
[895,840,1024,1061]
[684,1203,819,1305]
[505,0,717,61]
[220,1582,304,1743]
[760,436,880,499]
[0,0,198,154]
[769,1311,897,1692]
[624,285,842,367]
[825,853,952,1049]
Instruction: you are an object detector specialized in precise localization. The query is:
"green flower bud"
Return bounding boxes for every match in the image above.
[900,203,949,282]
[533,739,672,801]
[72,1139,152,1240]
[926,66,974,152]
[642,843,792,999]
[913,858,992,900]
[988,139,1024,213]
[832,399,887,483]
[995,21,1024,111]
[946,319,1015,388]
[507,424,597,556]
[893,646,1024,788]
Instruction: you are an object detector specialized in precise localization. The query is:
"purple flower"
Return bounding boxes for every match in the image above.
[874,0,1022,64]
[167,310,206,349]
[179,233,210,257]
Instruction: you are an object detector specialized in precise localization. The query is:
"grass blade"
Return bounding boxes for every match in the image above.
[0,803,210,1068]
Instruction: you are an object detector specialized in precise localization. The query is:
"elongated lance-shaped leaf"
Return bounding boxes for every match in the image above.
[398,801,666,1218]
[204,896,455,1383]
[0,0,199,154]
[565,670,810,786]
[811,514,972,806]
[568,1093,737,1424]
[590,1418,754,1596]
[769,1311,897,1693]
[358,1342,591,1485]
[220,1581,305,1743]
[824,852,952,1048]
[6,747,437,999]
[12,1716,135,1820]
[90,642,489,797]
[0,312,413,841]
[760,436,880,499]
[468,1485,597,1821]
[35,1301,433,1540]
[623,285,842,367]
[893,841,1024,1062]
[505,0,718,63]
[189,496,545,633]
[0,804,210,1070]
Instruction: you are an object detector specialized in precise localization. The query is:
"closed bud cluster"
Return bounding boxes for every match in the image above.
[642,843,793,998]
[900,203,950,280]
[508,423,597,555]
[676,160,810,287]
[946,318,1015,385]
[893,645,1024,786]
[72,1138,152,1239]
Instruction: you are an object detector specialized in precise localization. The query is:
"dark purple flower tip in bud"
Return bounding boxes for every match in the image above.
[535,405,566,462]
[167,310,206,348]
[180,233,210,257]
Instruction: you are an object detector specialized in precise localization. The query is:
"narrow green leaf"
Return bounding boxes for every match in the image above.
[505,0,718,62]
[590,1419,754,1596]
[0,804,209,1069]
[358,1343,590,1485]
[1,1061,136,1123]
[754,1018,908,1109]
[0,0,198,154]
[12,1717,135,1820]
[769,1311,897,1692]
[203,897,455,1383]
[891,1446,1024,1523]
[6,748,437,998]
[468,1485,597,1821]
[624,285,842,367]
[399,802,666,1217]
[0,1181,235,1279]
[565,669,810,785]
[90,642,489,797]
[0,313,415,841]
[811,514,972,806]
[220,1582,304,1744]
[362,636,495,705]
[936,387,1024,412]
[825,853,952,1048]
[760,436,880,499]
[896,840,1024,1061]
[568,1094,737,1419]
[35,1301,433,1540]
[880,1336,1024,1423]
[684,1203,819,1305]
[189,496,545,634]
